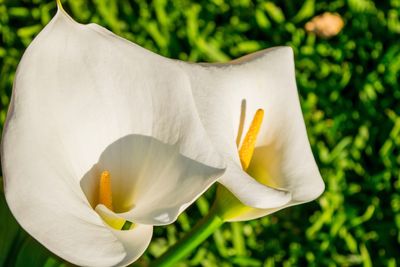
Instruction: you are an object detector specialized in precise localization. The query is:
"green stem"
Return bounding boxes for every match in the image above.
[150,207,224,267]
[231,222,246,256]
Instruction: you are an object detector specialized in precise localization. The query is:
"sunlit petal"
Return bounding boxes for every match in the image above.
[181,47,324,220]
[1,7,225,265]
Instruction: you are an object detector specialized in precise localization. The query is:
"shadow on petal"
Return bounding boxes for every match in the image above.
[247,145,283,189]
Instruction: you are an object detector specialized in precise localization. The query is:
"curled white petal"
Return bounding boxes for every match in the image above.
[81,134,224,225]
[1,7,225,266]
[219,161,291,209]
[180,46,324,220]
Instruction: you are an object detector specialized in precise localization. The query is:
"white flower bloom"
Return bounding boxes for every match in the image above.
[0,6,233,267]
[179,47,325,221]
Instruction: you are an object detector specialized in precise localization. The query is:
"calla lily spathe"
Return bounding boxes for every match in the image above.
[179,47,325,221]
[0,6,236,267]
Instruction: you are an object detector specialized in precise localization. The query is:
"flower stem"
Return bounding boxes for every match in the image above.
[149,207,224,267]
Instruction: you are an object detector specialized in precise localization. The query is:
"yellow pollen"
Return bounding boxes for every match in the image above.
[239,109,264,171]
[99,171,113,210]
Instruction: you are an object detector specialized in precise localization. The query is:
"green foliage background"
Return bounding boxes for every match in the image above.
[1,0,399,266]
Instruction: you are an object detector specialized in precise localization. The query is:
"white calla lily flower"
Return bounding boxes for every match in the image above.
[179,47,325,221]
[0,5,236,267]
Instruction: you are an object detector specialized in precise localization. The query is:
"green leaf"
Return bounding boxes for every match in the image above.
[15,238,67,267]
[255,9,271,29]
[292,0,315,23]
[0,192,21,266]
[0,192,67,267]
[262,2,285,24]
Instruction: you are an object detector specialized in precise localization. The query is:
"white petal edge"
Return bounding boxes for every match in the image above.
[96,205,153,267]
[219,161,291,209]
[81,134,224,225]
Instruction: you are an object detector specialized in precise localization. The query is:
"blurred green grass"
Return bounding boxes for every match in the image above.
[1,0,400,266]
